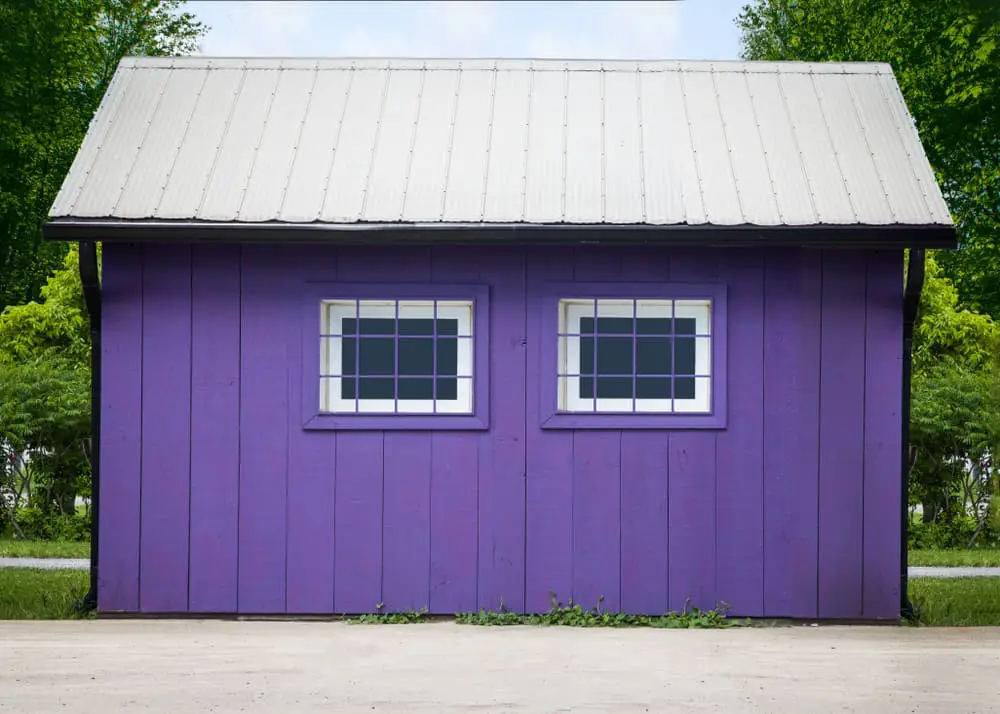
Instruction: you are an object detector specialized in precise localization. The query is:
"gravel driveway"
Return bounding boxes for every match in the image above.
[1,620,998,713]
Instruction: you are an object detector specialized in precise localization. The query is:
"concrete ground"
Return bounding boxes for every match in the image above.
[1,621,998,713]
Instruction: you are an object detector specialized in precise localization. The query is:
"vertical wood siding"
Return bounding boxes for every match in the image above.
[99,243,903,619]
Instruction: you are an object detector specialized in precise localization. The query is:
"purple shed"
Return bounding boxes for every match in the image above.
[45,57,955,620]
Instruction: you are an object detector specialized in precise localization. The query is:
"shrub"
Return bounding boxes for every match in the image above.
[13,507,90,541]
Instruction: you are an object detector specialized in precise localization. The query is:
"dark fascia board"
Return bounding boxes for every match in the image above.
[42,219,958,248]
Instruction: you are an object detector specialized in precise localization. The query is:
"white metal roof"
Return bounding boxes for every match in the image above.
[49,57,952,228]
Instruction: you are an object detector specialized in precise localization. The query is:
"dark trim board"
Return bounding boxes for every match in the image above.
[43,219,956,248]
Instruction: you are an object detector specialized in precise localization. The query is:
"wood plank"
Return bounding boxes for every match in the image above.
[139,244,191,612]
[189,244,241,613]
[430,433,479,612]
[98,243,143,612]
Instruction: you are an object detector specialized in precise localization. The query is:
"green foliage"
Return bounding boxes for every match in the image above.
[0,537,90,558]
[0,568,91,619]
[456,594,741,628]
[908,516,997,550]
[349,605,430,624]
[908,547,1000,567]
[13,507,91,541]
[0,0,205,310]
[908,577,1000,626]
[737,0,1000,318]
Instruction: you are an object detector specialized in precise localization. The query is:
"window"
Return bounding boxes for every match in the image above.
[558,298,711,413]
[320,299,474,414]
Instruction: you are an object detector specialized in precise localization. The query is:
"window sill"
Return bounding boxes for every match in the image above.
[304,413,490,431]
[541,411,726,430]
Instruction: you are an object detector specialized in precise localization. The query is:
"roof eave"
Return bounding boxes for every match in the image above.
[41,219,958,249]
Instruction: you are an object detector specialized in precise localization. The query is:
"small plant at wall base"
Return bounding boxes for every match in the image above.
[455,594,742,628]
[348,603,431,624]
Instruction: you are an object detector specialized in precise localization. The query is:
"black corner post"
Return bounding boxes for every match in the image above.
[900,248,925,621]
[78,242,101,612]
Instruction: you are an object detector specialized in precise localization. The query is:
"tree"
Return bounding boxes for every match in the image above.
[0,0,205,310]
[736,0,1000,318]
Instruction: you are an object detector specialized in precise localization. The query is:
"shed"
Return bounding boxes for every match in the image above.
[46,57,955,620]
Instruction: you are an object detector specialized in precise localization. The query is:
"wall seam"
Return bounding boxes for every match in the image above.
[186,246,194,612]
[137,245,145,611]
[236,244,243,612]
[815,251,824,618]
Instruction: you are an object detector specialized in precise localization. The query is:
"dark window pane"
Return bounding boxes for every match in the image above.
[596,317,633,334]
[358,317,395,335]
[358,378,394,399]
[436,377,458,400]
[636,376,670,399]
[398,338,434,375]
[674,376,696,399]
[580,376,594,399]
[437,337,458,376]
[398,318,435,335]
[596,376,633,399]
[341,378,356,400]
[580,337,594,375]
[341,338,357,375]
[358,338,395,375]
[636,336,672,374]
[341,318,357,335]
[437,318,459,336]
[636,317,672,335]
[596,336,633,375]
[674,338,696,375]
[579,317,595,334]
[398,378,434,400]
[675,317,697,335]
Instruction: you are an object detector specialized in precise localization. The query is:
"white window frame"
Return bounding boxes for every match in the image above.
[320,299,474,414]
[558,298,712,414]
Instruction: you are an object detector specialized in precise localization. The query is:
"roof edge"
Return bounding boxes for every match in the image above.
[43,219,957,249]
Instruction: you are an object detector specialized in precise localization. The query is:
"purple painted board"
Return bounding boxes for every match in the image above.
[619,248,671,615]
[189,244,241,613]
[818,251,867,619]
[285,246,336,613]
[763,249,821,618]
[863,250,903,619]
[715,249,765,617]
[333,432,383,613]
[98,243,143,612]
[139,244,191,612]
[525,247,574,612]
[477,249,526,611]
[238,245,289,613]
[571,432,622,611]
[667,249,718,612]
[382,432,431,611]
[430,433,479,612]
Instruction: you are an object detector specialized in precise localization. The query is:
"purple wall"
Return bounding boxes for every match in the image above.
[99,242,903,619]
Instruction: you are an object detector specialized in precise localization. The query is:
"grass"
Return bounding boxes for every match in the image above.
[909,577,1000,626]
[0,568,90,619]
[909,548,1000,567]
[0,537,90,559]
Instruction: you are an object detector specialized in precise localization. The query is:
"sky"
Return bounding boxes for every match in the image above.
[187,1,750,61]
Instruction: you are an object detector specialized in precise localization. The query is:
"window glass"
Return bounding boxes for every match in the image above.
[320,300,473,414]
[558,298,711,413]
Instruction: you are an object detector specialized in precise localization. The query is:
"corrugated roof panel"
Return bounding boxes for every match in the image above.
[361,68,423,221]
[73,68,170,217]
[814,73,894,224]
[877,73,952,224]
[482,67,531,222]
[778,72,856,224]
[400,69,459,222]
[744,72,816,225]
[50,68,134,217]
[238,68,318,222]
[441,68,494,222]
[321,68,388,222]
[564,69,603,223]
[683,70,743,225]
[849,76,930,224]
[638,70,699,224]
[114,68,209,219]
[712,71,781,226]
[522,68,565,223]
[278,68,353,222]
[198,69,281,221]
[155,68,244,219]
[49,57,954,231]
[602,70,644,223]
